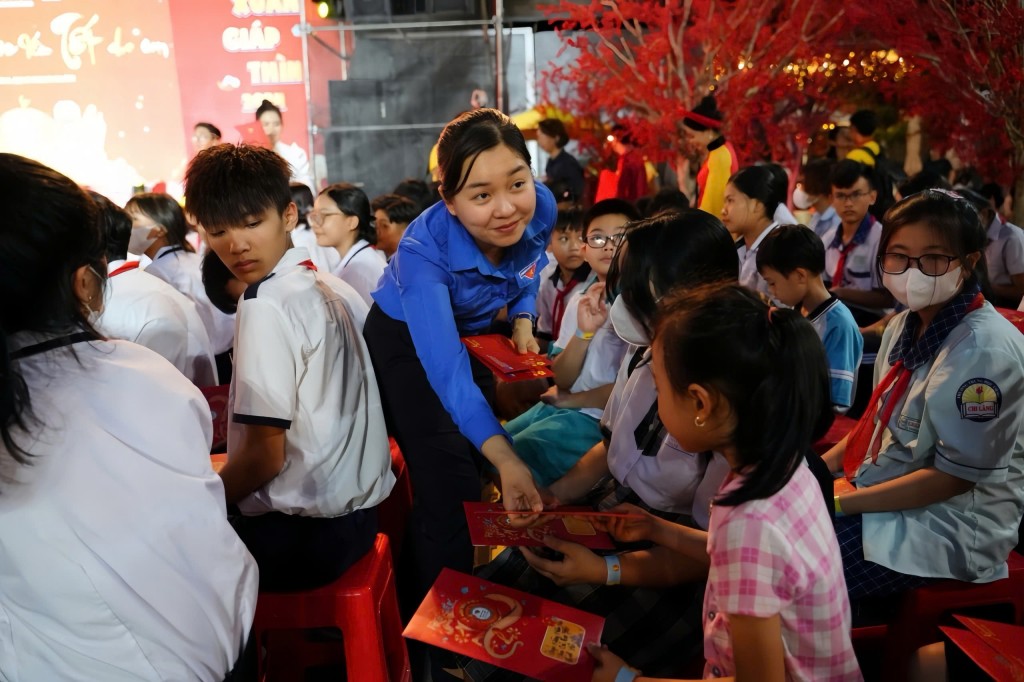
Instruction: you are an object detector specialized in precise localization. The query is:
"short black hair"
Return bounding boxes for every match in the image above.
[290,182,314,227]
[553,207,584,234]
[202,252,241,315]
[194,122,222,139]
[125,193,195,253]
[544,178,577,205]
[849,109,877,137]
[184,144,292,232]
[371,193,420,226]
[729,165,787,218]
[89,191,132,262]
[980,182,1005,210]
[537,118,570,148]
[897,170,950,198]
[801,159,835,197]
[392,178,435,213]
[644,188,691,218]
[831,159,875,191]
[756,224,826,277]
[582,198,640,237]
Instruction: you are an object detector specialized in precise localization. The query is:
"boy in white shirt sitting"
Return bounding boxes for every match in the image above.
[184,143,395,590]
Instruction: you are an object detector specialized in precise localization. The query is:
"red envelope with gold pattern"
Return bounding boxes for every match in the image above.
[404,569,604,681]
[464,502,616,550]
[461,334,554,382]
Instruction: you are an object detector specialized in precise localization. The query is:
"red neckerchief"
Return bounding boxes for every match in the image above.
[551,273,582,336]
[109,261,140,278]
[843,292,985,482]
[299,259,317,271]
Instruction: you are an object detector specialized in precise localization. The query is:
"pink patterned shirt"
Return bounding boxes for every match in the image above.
[703,463,862,681]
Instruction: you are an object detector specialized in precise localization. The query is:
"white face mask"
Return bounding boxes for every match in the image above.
[128,224,158,256]
[85,265,109,324]
[792,186,815,210]
[609,296,650,346]
[883,266,963,312]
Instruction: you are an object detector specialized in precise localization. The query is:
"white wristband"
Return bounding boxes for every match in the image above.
[614,665,640,682]
[605,554,622,586]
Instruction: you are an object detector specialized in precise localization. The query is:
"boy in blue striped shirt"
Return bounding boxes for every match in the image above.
[757,224,863,413]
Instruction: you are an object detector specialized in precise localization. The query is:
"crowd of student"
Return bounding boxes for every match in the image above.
[1,103,1023,682]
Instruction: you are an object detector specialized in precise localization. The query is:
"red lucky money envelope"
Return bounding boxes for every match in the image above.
[404,568,605,682]
[464,502,616,550]
[461,334,554,382]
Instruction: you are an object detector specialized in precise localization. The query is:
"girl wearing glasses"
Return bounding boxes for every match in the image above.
[363,110,557,677]
[823,189,1024,599]
[310,182,386,308]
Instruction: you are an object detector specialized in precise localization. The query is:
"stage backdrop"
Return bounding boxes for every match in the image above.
[0,0,310,205]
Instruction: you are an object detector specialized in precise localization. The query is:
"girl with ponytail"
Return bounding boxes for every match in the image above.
[587,283,861,682]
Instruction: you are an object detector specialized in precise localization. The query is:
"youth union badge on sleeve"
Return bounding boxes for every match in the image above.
[955,378,1001,422]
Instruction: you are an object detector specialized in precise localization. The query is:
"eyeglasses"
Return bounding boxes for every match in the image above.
[879,252,959,277]
[581,233,626,248]
[308,210,344,226]
[834,190,872,203]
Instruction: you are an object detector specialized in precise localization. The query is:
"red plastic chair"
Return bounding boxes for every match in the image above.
[252,533,411,682]
[853,552,1024,681]
[377,438,414,561]
[996,307,1024,335]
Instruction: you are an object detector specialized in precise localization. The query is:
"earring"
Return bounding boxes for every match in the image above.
[694,415,706,428]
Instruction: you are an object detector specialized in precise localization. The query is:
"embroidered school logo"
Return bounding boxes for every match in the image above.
[955,378,1001,422]
[518,260,538,280]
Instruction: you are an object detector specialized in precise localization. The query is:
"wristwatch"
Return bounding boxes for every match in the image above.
[512,312,536,328]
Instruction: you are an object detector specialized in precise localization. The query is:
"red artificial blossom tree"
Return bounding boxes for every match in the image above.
[870,0,1024,222]
[541,0,853,172]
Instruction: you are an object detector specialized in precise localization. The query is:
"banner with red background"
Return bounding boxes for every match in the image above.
[0,0,310,205]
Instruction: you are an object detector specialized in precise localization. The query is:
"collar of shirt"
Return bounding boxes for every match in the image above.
[339,239,372,270]
[741,221,779,257]
[707,136,727,152]
[988,214,1005,240]
[828,213,875,251]
[106,259,127,274]
[252,246,313,288]
[888,282,982,370]
[806,294,840,323]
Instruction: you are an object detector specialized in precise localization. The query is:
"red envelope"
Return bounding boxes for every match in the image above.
[940,616,1024,680]
[464,502,616,550]
[404,568,605,682]
[461,334,554,383]
[233,122,270,148]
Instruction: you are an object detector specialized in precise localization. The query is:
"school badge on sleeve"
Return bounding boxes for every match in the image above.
[955,378,1002,422]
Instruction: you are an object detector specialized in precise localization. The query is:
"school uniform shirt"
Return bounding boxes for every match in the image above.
[0,335,257,681]
[985,215,1024,287]
[807,295,863,412]
[99,260,191,378]
[809,205,841,239]
[372,182,557,451]
[703,463,860,682]
[329,238,387,309]
[602,347,727,525]
[774,203,798,226]
[737,222,779,300]
[821,215,883,292]
[145,245,235,355]
[104,260,218,387]
[290,225,343,273]
[856,301,1024,582]
[229,247,394,517]
[550,282,628,420]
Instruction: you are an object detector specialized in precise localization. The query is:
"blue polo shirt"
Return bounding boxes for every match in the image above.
[372,182,557,450]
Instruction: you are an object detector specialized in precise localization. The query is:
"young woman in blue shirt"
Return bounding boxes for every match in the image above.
[365,110,557,617]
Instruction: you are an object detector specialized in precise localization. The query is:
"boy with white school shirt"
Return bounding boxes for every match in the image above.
[505,199,638,485]
[823,159,893,325]
[90,192,219,387]
[184,143,395,590]
[535,207,590,350]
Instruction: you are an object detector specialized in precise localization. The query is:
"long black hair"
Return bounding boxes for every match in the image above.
[605,209,738,337]
[436,109,531,198]
[319,183,375,244]
[654,283,833,507]
[1,153,104,463]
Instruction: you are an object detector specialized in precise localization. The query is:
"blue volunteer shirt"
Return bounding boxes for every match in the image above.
[372,181,557,450]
